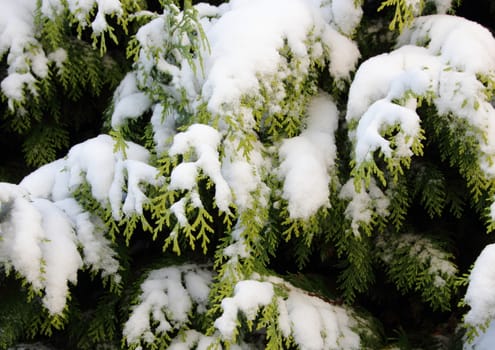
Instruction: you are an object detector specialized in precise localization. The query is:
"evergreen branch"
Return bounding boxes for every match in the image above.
[376,232,458,311]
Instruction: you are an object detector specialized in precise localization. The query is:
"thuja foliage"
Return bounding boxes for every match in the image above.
[2,0,495,349]
[0,0,131,181]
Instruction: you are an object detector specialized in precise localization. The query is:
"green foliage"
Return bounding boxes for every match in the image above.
[410,162,447,218]
[376,232,458,311]
[1,0,129,173]
[0,281,37,348]
[387,177,411,231]
[3,0,495,349]
[22,124,69,167]
[422,107,495,221]
[336,233,375,302]
[378,0,423,31]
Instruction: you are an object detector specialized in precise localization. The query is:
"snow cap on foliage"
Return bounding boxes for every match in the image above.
[353,99,421,164]
[339,179,389,236]
[348,15,495,124]
[31,198,83,314]
[167,330,215,350]
[169,124,232,212]
[0,0,47,106]
[278,93,339,219]
[215,280,274,338]
[326,0,363,36]
[21,134,163,219]
[398,15,495,75]
[346,45,435,125]
[0,0,36,57]
[0,183,84,315]
[19,159,67,200]
[215,276,364,349]
[55,0,123,33]
[123,265,212,347]
[200,0,360,114]
[150,104,177,154]
[0,183,44,290]
[3,134,173,315]
[111,72,152,129]
[465,244,495,326]
[221,136,269,211]
[346,14,495,193]
[286,290,360,349]
[55,198,120,281]
[1,0,120,108]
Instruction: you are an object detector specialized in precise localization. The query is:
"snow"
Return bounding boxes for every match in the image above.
[169,124,232,212]
[0,183,88,315]
[222,224,251,259]
[184,268,212,305]
[284,284,361,349]
[215,280,274,338]
[150,104,176,154]
[354,98,421,163]
[169,124,221,156]
[19,159,66,200]
[464,245,495,349]
[1,73,37,102]
[0,183,44,290]
[321,24,360,80]
[277,297,291,337]
[122,159,163,216]
[168,330,215,350]
[277,93,339,219]
[40,0,64,19]
[170,197,188,226]
[377,232,457,290]
[32,198,83,314]
[432,0,454,13]
[339,179,390,236]
[123,265,212,346]
[47,48,67,69]
[345,15,495,221]
[398,15,495,75]
[111,72,153,129]
[278,135,331,218]
[68,135,120,200]
[65,0,122,31]
[169,163,198,191]
[214,275,363,348]
[22,134,161,219]
[111,92,152,129]
[4,2,495,348]
[4,133,173,313]
[221,138,267,211]
[287,292,324,349]
[105,0,361,224]
[65,135,152,210]
[346,45,436,125]
[406,0,422,15]
[0,0,36,57]
[56,198,120,281]
[0,0,124,108]
[465,244,495,327]
[30,50,49,78]
[135,16,168,56]
[329,0,363,36]
[199,0,359,114]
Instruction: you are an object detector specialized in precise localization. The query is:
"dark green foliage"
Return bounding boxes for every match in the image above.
[1,0,495,349]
